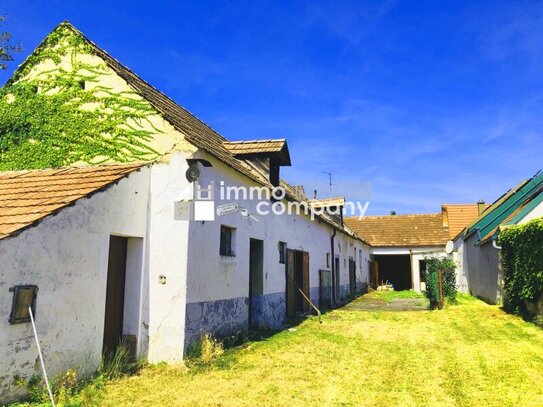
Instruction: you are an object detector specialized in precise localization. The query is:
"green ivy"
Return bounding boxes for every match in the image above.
[0,23,161,171]
[423,255,458,309]
[499,218,543,315]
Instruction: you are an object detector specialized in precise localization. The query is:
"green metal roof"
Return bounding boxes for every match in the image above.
[465,170,543,242]
[504,188,543,226]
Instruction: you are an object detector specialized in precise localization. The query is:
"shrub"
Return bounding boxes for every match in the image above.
[14,341,139,406]
[186,334,224,363]
[423,255,458,309]
[499,218,543,316]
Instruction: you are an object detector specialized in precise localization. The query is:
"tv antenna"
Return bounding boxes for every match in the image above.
[322,171,332,196]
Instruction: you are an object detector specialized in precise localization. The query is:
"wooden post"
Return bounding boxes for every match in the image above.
[437,270,444,310]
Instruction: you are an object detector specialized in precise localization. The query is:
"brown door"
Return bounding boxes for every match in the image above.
[103,235,128,357]
[249,239,264,329]
[286,249,296,318]
[349,259,356,296]
[302,251,310,312]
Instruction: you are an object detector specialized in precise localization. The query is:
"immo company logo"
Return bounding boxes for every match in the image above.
[174,181,370,223]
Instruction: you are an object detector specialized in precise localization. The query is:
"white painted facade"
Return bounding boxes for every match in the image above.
[0,151,370,402]
[0,169,150,401]
[0,25,371,402]
[518,200,543,224]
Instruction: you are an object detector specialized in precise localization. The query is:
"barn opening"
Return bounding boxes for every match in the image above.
[373,254,412,291]
[286,249,309,317]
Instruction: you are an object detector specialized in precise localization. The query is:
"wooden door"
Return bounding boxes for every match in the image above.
[103,236,128,357]
[286,249,296,318]
[319,269,332,309]
[249,239,263,329]
[349,259,356,295]
[302,251,310,312]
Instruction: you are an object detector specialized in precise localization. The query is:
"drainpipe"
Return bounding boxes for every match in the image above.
[492,235,502,250]
[331,228,337,306]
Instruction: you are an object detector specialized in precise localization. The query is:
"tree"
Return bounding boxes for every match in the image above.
[390,210,397,215]
[1,15,22,70]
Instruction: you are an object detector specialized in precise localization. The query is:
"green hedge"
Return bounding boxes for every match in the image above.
[499,218,543,315]
[424,256,457,309]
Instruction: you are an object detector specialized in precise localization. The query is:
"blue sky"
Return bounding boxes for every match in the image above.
[1,1,542,215]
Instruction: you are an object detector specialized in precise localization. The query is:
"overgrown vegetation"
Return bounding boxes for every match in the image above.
[423,255,458,309]
[13,295,543,406]
[13,342,140,407]
[0,22,161,171]
[499,218,543,319]
[186,333,225,364]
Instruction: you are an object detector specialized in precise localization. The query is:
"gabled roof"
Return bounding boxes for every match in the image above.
[10,21,270,188]
[344,213,449,248]
[479,188,543,243]
[442,203,489,239]
[464,171,543,242]
[6,22,364,242]
[0,164,144,239]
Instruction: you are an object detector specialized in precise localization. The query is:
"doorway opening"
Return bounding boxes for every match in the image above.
[286,249,310,317]
[349,257,357,296]
[249,238,264,329]
[103,235,143,359]
[373,254,412,291]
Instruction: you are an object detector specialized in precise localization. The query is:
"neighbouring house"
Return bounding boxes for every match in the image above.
[453,171,543,304]
[0,22,370,402]
[345,203,483,292]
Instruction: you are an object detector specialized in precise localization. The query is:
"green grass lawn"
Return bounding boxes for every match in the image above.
[366,289,426,302]
[17,293,543,406]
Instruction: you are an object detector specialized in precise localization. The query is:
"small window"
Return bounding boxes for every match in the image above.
[278,241,287,264]
[9,285,38,324]
[220,225,235,256]
[326,252,330,268]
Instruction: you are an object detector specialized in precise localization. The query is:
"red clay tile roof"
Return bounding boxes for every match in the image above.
[344,214,449,247]
[442,203,489,239]
[0,164,144,239]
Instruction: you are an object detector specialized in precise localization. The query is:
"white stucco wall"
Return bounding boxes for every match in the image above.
[452,238,469,292]
[464,233,501,304]
[145,153,192,362]
[183,152,370,343]
[518,200,543,224]
[0,169,150,402]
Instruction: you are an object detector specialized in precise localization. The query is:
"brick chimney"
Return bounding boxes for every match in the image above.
[477,200,486,215]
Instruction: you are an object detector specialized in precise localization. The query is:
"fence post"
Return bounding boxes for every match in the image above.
[437,270,444,310]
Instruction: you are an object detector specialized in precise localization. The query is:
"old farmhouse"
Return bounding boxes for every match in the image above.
[0,22,370,402]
